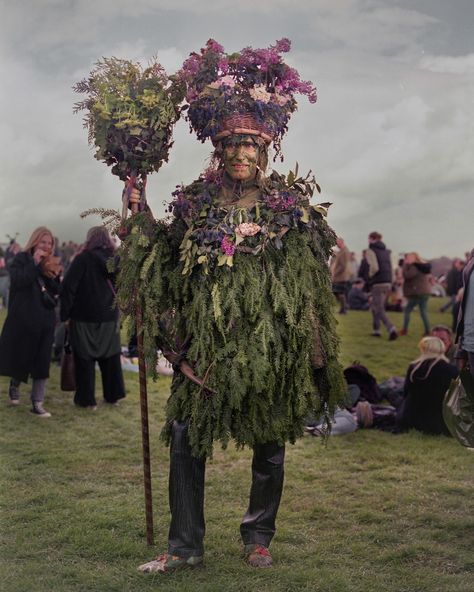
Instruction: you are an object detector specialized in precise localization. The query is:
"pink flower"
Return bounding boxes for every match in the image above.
[235,223,261,237]
[221,235,236,256]
[208,75,236,90]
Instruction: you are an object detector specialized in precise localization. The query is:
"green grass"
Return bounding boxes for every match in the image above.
[1,300,473,592]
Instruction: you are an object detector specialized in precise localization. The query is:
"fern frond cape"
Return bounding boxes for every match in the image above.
[116,169,346,458]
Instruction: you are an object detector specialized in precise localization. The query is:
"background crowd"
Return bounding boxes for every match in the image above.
[329,230,469,337]
[324,230,473,440]
[0,226,472,444]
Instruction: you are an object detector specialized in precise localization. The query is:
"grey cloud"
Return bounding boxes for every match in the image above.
[0,0,472,260]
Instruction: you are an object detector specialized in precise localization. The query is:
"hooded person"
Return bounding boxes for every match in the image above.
[60,226,125,409]
[118,38,346,572]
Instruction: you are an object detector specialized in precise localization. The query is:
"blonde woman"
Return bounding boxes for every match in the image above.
[0,227,61,417]
[397,336,458,435]
[400,252,432,335]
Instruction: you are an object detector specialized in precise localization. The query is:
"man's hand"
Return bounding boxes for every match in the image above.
[129,187,141,211]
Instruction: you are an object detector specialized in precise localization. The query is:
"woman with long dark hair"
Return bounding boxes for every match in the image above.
[60,226,125,409]
[0,226,61,417]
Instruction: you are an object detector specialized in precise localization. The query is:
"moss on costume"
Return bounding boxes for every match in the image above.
[116,172,346,458]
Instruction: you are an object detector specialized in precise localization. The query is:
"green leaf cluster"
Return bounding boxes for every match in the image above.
[172,167,330,276]
[73,57,185,180]
[115,175,346,458]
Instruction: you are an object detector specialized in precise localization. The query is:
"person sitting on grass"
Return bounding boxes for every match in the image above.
[397,336,458,435]
[431,324,456,363]
[347,278,370,310]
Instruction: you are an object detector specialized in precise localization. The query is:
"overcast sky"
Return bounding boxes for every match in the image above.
[0,0,472,259]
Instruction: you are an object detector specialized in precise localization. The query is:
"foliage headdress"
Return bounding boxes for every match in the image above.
[176,38,317,158]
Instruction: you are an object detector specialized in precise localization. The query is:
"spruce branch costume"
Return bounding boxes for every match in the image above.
[111,39,346,572]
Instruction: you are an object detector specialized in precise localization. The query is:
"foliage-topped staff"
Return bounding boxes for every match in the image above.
[73,57,185,547]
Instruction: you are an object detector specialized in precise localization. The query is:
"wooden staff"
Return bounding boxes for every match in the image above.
[123,174,154,546]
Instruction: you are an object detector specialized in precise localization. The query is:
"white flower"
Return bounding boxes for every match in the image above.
[249,85,272,104]
[273,92,291,106]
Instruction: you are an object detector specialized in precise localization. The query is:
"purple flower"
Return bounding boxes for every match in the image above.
[179,38,318,156]
[202,167,223,186]
[274,38,291,53]
[221,235,236,256]
[205,39,224,53]
[265,190,297,211]
[218,58,229,75]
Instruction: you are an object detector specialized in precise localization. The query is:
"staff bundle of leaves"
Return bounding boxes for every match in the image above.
[73,57,185,182]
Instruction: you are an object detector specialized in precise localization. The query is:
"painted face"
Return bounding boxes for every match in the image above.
[223,135,259,182]
[35,233,53,255]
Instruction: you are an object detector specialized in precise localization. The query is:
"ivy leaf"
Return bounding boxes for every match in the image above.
[217,254,227,266]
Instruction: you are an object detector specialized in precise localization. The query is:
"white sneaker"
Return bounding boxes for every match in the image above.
[31,402,52,418]
[9,398,20,406]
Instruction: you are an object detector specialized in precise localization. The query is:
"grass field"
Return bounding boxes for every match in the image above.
[1,300,473,592]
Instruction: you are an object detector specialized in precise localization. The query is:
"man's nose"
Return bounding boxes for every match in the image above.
[235,145,246,158]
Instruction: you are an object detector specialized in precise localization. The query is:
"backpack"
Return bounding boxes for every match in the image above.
[343,361,383,404]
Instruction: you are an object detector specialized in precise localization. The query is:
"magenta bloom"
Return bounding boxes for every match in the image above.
[274,38,291,53]
[221,235,236,256]
[206,39,224,53]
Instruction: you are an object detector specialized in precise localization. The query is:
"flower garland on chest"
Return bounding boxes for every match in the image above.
[170,167,327,276]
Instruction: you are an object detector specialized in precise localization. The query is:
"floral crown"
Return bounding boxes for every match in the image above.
[176,39,317,157]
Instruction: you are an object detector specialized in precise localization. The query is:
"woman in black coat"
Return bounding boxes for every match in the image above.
[0,226,61,417]
[60,226,125,409]
[397,336,458,435]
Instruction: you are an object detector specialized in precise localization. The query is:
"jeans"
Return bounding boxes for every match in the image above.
[0,276,9,308]
[9,377,46,403]
[370,283,395,333]
[403,295,430,333]
[167,420,285,558]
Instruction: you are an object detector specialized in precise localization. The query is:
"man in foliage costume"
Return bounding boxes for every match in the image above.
[119,39,345,572]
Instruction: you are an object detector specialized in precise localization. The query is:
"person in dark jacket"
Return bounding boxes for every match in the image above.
[455,249,474,380]
[440,258,464,313]
[366,231,398,340]
[400,252,432,335]
[397,336,458,435]
[0,226,61,417]
[357,250,370,292]
[347,278,370,310]
[60,226,125,409]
